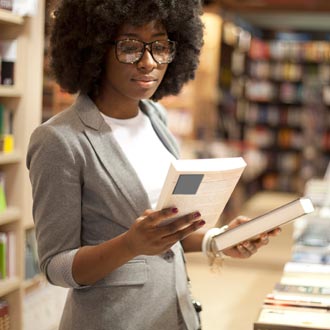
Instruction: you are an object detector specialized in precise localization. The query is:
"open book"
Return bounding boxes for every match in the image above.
[156,157,247,226]
[214,197,315,251]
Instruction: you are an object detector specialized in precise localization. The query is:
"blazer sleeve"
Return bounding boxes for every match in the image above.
[26,124,83,287]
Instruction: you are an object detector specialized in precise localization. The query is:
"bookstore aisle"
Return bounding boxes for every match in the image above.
[186,192,297,330]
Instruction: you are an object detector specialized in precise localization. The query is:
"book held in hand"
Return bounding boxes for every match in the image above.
[214,197,314,251]
[156,157,247,227]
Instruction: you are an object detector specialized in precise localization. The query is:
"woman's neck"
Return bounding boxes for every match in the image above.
[92,92,139,119]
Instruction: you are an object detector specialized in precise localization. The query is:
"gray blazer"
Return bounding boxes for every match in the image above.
[27,94,200,330]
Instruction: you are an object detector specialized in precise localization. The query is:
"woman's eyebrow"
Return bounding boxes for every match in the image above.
[118,32,167,39]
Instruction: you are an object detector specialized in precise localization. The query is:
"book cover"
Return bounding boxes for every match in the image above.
[156,157,246,227]
[214,197,314,251]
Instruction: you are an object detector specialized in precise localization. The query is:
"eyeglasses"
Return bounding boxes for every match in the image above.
[111,39,176,64]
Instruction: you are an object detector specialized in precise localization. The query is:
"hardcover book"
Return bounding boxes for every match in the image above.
[214,197,314,251]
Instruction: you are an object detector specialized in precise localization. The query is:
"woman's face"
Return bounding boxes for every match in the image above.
[100,20,169,105]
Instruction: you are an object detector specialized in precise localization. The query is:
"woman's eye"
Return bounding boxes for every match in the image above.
[121,45,139,53]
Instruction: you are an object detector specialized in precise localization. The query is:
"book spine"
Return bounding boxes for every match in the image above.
[0,233,6,279]
[254,323,309,330]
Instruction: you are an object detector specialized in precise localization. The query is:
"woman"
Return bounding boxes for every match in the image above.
[27,1,278,329]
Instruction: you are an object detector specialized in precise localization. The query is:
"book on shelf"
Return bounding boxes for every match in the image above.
[6,231,15,278]
[0,104,14,154]
[0,233,6,279]
[0,231,15,280]
[0,171,7,212]
[213,197,314,251]
[0,299,9,330]
[156,157,246,227]
[0,40,17,86]
[254,304,330,330]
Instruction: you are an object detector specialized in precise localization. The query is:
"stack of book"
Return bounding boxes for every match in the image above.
[254,267,330,330]
[254,178,330,329]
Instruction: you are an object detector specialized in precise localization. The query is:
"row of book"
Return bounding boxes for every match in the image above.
[245,80,323,105]
[0,300,9,330]
[249,38,330,63]
[242,103,303,127]
[254,178,330,329]
[248,61,330,83]
[0,230,40,285]
[0,228,40,280]
[245,126,304,150]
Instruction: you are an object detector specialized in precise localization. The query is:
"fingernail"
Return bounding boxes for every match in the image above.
[172,208,178,213]
[198,220,206,226]
[194,212,201,218]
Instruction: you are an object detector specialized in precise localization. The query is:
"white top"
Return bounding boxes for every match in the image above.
[101,109,176,208]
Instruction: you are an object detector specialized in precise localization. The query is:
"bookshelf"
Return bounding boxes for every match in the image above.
[217,21,330,194]
[0,2,44,330]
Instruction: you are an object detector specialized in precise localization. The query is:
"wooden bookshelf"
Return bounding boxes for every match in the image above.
[0,85,21,97]
[0,206,20,225]
[0,9,23,25]
[0,3,44,330]
[0,277,20,296]
[0,151,21,164]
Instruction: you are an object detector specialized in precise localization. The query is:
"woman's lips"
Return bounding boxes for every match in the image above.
[132,77,157,88]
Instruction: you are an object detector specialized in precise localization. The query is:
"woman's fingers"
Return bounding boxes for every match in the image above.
[162,219,206,242]
[140,208,202,234]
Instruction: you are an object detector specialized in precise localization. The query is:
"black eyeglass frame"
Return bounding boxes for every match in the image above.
[110,39,177,65]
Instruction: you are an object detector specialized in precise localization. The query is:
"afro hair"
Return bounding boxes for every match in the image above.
[49,0,204,100]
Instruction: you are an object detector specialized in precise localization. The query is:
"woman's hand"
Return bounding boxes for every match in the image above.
[222,216,281,259]
[124,208,205,256]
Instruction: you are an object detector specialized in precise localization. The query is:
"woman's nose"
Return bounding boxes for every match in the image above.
[136,47,157,71]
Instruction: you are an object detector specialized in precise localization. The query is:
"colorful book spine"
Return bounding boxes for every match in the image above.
[0,233,6,279]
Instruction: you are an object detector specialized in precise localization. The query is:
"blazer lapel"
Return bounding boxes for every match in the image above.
[140,100,180,159]
[74,94,150,220]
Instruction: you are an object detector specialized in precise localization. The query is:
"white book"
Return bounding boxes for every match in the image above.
[214,197,314,251]
[255,305,330,330]
[156,157,247,227]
